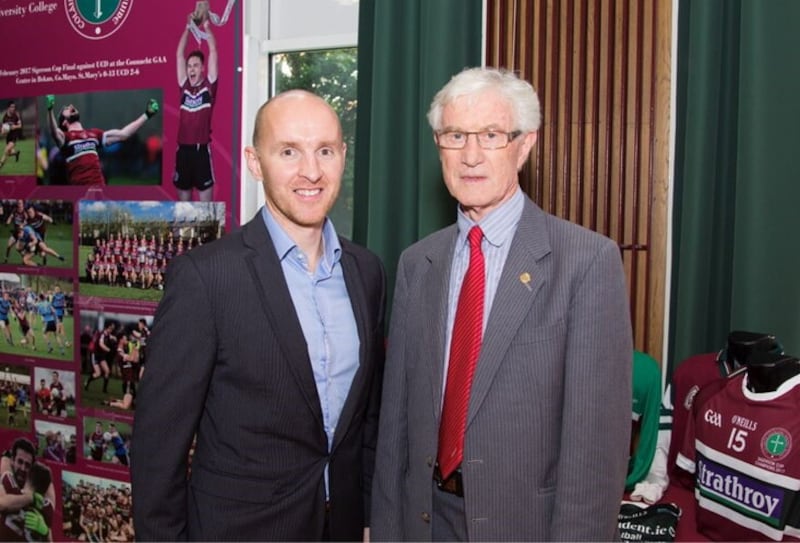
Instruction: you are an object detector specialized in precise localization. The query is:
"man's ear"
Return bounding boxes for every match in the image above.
[244,146,262,181]
[516,131,538,171]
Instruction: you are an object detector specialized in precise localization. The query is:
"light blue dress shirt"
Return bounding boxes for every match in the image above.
[443,188,525,391]
[261,206,360,495]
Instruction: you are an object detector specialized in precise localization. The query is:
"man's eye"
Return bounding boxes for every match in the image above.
[319,147,335,157]
[483,131,499,139]
[449,132,465,141]
[280,148,297,158]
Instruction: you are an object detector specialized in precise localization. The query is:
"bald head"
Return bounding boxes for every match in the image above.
[252,90,342,148]
[244,89,347,237]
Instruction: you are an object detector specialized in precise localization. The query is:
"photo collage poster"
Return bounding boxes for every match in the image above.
[0,1,241,540]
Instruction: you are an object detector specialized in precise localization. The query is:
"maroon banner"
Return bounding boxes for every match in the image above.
[0,1,241,541]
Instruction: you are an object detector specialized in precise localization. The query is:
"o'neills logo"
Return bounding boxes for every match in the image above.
[64,0,133,40]
[697,458,782,519]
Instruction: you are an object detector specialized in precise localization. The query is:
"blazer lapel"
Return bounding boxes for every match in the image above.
[425,227,458,422]
[330,246,370,452]
[240,217,324,428]
[467,201,551,425]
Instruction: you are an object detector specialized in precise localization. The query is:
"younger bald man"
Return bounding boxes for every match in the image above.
[132,91,386,541]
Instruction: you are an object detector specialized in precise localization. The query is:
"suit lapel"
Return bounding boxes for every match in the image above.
[426,227,458,422]
[467,201,551,425]
[330,245,369,452]
[241,217,324,428]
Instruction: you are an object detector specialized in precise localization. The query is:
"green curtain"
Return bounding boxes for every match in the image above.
[669,0,800,375]
[353,0,482,309]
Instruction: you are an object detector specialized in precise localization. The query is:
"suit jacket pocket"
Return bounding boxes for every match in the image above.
[190,464,277,504]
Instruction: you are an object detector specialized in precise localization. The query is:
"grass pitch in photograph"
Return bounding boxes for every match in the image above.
[81,374,136,413]
[0,138,35,176]
[0,313,75,362]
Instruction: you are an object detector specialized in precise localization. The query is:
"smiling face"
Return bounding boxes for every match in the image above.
[245,91,346,238]
[436,89,536,222]
[11,448,33,487]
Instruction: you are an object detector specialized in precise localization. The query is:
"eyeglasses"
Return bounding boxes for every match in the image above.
[435,130,522,150]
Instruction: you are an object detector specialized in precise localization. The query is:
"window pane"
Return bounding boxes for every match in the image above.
[269,0,358,40]
[271,48,357,239]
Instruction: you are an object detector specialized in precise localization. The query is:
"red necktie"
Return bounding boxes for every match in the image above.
[437,225,485,479]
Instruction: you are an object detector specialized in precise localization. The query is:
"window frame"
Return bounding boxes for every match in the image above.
[240,1,357,225]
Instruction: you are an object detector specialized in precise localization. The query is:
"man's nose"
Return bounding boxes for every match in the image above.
[461,134,485,165]
[299,154,322,182]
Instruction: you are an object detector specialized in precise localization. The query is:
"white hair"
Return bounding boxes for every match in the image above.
[427,67,541,133]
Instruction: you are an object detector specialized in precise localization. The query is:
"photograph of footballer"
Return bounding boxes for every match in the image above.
[0,97,36,176]
[79,309,153,413]
[175,7,219,202]
[33,367,76,420]
[0,364,31,432]
[78,200,225,303]
[38,89,162,186]
[0,273,75,363]
[1,199,74,269]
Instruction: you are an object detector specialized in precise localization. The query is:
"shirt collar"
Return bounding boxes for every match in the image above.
[260,206,342,267]
[455,186,524,248]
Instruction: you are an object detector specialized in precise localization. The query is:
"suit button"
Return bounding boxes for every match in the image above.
[421,512,431,523]
[426,456,433,467]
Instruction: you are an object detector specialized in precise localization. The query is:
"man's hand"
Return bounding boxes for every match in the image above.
[24,509,49,537]
[145,98,160,119]
[45,95,55,111]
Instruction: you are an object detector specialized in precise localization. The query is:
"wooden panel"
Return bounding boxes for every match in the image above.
[486,0,672,361]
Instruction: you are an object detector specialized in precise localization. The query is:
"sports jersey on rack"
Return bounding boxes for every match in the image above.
[677,372,800,541]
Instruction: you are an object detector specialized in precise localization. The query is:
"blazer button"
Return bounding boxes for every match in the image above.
[426,456,433,467]
[421,512,431,523]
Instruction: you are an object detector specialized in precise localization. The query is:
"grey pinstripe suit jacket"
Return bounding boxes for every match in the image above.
[372,196,632,541]
[131,215,386,541]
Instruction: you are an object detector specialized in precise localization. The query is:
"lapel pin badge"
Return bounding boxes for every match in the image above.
[519,272,532,291]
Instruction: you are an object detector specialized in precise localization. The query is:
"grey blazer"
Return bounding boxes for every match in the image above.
[372,196,632,541]
[131,215,386,541]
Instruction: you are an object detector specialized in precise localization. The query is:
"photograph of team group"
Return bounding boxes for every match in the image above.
[1,199,74,270]
[62,470,134,542]
[78,200,225,302]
